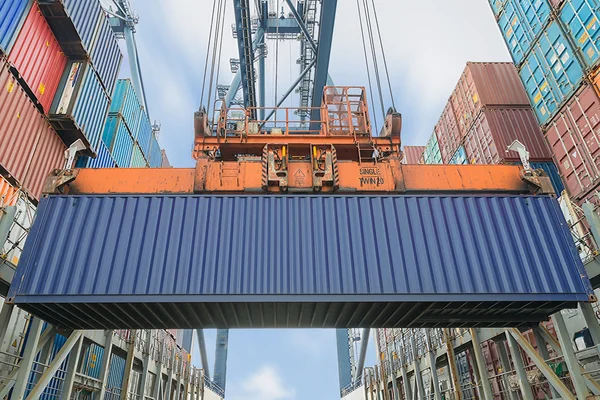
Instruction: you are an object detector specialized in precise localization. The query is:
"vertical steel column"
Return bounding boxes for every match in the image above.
[495,339,518,400]
[410,336,424,400]
[139,332,151,400]
[60,335,83,400]
[505,332,534,400]
[388,351,400,400]
[578,302,600,345]
[398,347,412,400]
[153,337,165,400]
[532,328,558,399]
[175,357,182,400]
[121,330,137,400]
[335,329,353,392]
[165,348,175,400]
[425,332,441,400]
[213,329,229,392]
[98,331,114,400]
[0,303,14,350]
[13,318,43,400]
[468,329,493,400]
[552,312,590,399]
[443,330,462,400]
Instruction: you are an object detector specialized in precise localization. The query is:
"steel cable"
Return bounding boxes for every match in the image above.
[214,0,228,105]
[200,0,219,108]
[362,0,385,119]
[206,0,225,117]
[369,0,395,110]
[356,0,378,134]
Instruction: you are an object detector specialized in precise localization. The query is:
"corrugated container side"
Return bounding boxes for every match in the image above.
[102,115,120,151]
[402,146,425,164]
[559,0,600,70]
[130,143,147,168]
[0,0,31,54]
[0,60,64,199]
[464,108,551,165]
[106,353,126,395]
[111,117,135,168]
[80,342,104,379]
[9,194,593,329]
[0,175,18,207]
[449,146,468,164]
[490,0,508,17]
[76,140,116,169]
[60,0,102,54]
[497,2,534,66]
[468,63,530,106]
[110,79,142,133]
[149,136,162,168]
[136,111,152,157]
[514,0,552,47]
[88,13,122,96]
[423,132,442,164]
[9,3,67,113]
[519,20,585,125]
[434,101,461,163]
[26,333,69,400]
[51,62,110,153]
[544,83,600,199]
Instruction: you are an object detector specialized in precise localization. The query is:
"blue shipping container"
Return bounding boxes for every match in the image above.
[10,194,593,329]
[108,116,135,168]
[89,14,122,96]
[0,0,30,54]
[61,0,102,54]
[76,140,116,169]
[110,79,142,134]
[449,146,468,165]
[26,334,70,400]
[560,0,600,69]
[80,342,104,379]
[52,62,111,152]
[423,133,442,164]
[519,20,584,125]
[490,0,508,17]
[136,111,153,158]
[497,0,552,66]
[148,136,162,168]
[106,353,126,396]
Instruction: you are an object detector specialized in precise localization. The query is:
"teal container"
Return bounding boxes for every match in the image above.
[449,146,468,165]
[148,135,162,168]
[80,342,104,379]
[130,143,148,168]
[102,115,134,168]
[560,0,600,69]
[423,133,442,164]
[136,111,152,158]
[109,79,142,133]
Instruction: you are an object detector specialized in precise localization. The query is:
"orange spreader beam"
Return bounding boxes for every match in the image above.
[45,163,543,196]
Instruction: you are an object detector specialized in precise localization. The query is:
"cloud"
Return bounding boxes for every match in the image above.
[290,330,328,356]
[228,365,296,400]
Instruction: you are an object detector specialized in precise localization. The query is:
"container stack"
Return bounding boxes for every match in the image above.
[401,146,426,164]
[490,0,600,205]
[422,62,564,194]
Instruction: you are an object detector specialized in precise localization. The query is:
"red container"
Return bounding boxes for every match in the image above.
[545,83,600,200]
[0,59,65,199]
[9,3,67,113]
[0,175,18,207]
[402,146,426,164]
[434,101,461,163]
[464,108,551,165]
[452,63,530,137]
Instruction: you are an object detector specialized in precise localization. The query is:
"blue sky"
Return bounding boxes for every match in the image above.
[115,1,511,398]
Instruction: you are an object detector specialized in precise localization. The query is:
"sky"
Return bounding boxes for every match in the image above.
[113,1,511,399]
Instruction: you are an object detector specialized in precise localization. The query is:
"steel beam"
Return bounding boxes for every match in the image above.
[124,26,148,113]
[534,325,600,395]
[98,331,114,400]
[233,0,257,115]
[387,351,400,400]
[469,329,493,400]
[165,350,175,400]
[356,329,370,382]
[505,331,534,400]
[508,328,575,400]
[496,339,518,400]
[121,330,137,400]
[225,27,264,107]
[310,0,337,127]
[532,328,559,399]
[551,313,590,399]
[284,0,317,51]
[60,335,83,400]
[410,336,424,400]
[213,328,229,393]
[443,330,462,400]
[13,318,44,400]
[0,303,14,353]
[175,358,182,400]
[196,329,210,378]
[25,330,83,400]
[425,332,442,400]
[139,331,151,400]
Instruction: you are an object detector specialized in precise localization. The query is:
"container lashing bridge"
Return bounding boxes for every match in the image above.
[4,1,598,399]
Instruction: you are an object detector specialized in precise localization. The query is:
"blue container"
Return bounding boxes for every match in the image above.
[497,0,551,66]
[106,353,126,393]
[519,20,584,125]
[423,133,442,164]
[10,194,593,329]
[80,342,104,379]
[76,140,116,169]
[148,136,162,168]
[110,80,142,134]
[130,143,148,168]
[490,0,508,17]
[89,14,122,96]
[136,111,153,158]
[61,0,102,54]
[111,118,135,168]
[51,62,111,152]
[0,0,30,54]
[26,334,70,400]
[449,146,468,165]
[560,0,600,69]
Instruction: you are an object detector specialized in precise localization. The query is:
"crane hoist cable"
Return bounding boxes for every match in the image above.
[369,0,395,110]
[355,0,379,134]
[274,0,281,116]
[206,0,226,117]
[200,0,219,108]
[213,0,228,107]
[362,0,385,119]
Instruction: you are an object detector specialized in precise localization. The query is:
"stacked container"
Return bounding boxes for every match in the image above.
[401,146,426,164]
[490,0,600,202]
[0,0,32,55]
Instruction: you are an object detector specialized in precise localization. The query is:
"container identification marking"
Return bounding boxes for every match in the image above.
[359,167,384,187]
